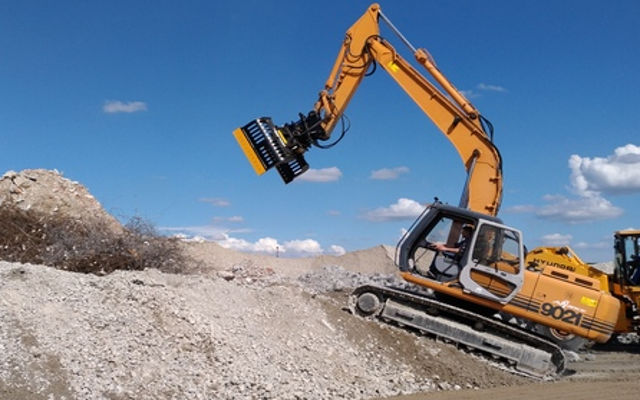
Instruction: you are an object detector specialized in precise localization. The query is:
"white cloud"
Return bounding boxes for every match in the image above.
[573,239,611,250]
[461,83,507,99]
[507,146,640,223]
[217,234,280,254]
[363,198,425,221]
[199,197,231,207]
[282,239,323,257]
[172,234,207,243]
[504,204,536,214]
[161,225,228,240]
[163,226,346,258]
[328,245,347,256]
[477,83,507,93]
[507,195,623,224]
[212,216,244,223]
[103,100,147,113]
[326,210,341,216]
[460,89,479,99]
[297,167,342,183]
[540,233,573,246]
[217,235,343,258]
[251,237,282,253]
[536,194,623,223]
[370,166,409,180]
[570,144,640,195]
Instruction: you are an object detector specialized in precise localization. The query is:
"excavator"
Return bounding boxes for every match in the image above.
[232,3,640,378]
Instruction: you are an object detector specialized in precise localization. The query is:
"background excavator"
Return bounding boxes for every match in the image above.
[233,3,640,378]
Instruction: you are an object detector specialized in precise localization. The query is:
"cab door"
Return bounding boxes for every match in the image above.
[458,221,524,304]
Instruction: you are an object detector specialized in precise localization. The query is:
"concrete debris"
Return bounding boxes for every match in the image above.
[0,169,122,234]
[0,257,528,400]
[5,168,638,399]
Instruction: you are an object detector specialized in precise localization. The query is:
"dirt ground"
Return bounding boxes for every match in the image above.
[319,287,640,400]
[386,344,640,400]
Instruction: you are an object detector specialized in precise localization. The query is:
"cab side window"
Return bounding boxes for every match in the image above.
[472,224,521,274]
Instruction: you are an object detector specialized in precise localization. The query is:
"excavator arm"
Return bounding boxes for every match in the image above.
[233,3,502,216]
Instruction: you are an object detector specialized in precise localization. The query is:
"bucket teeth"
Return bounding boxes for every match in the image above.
[233,118,309,184]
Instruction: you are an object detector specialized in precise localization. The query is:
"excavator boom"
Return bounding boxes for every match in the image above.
[233,3,502,215]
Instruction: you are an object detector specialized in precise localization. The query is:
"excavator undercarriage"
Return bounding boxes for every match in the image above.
[349,285,565,378]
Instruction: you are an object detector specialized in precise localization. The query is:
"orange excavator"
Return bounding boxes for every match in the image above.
[233,3,640,377]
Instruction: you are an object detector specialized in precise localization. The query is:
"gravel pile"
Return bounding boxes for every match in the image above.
[0,169,122,234]
[0,261,456,400]
[0,169,524,399]
[296,265,419,294]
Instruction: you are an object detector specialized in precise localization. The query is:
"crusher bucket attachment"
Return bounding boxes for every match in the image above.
[233,117,309,184]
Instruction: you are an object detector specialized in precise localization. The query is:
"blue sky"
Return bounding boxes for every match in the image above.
[2,0,639,262]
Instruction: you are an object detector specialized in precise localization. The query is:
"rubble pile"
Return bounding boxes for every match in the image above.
[0,169,523,399]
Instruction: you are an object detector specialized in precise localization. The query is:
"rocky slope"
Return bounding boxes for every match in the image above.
[0,169,121,234]
[0,259,524,400]
[4,168,638,400]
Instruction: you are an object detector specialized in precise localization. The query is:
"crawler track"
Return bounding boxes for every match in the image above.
[348,284,566,379]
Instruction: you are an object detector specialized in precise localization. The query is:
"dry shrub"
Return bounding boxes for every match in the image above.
[0,206,189,274]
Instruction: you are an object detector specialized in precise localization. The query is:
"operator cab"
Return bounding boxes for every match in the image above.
[396,202,525,304]
[614,231,640,286]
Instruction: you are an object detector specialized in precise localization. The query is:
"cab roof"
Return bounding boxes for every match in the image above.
[616,230,640,237]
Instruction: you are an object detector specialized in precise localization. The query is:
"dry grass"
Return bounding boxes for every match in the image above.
[0,206,189,274]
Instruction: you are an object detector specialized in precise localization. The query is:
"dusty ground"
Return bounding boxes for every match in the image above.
[388,347,640,400]
[0,259,526,400]
[2,168,640,399]
[2,249,639,400]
